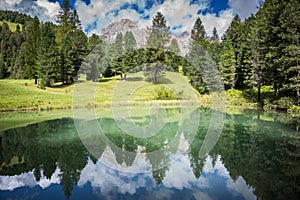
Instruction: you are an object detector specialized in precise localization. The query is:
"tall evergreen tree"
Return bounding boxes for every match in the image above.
[218,41,236,89]
[191,17,206,43]
[186,17,213,93]
[222,14,243,88]
[60,29,87,84]
[24,16,40,84]
[211,27,219,43]
[278,0,300,98]
[256,0,285,97]
[37,22,60,88]
[124,31,136,52]
[146,12,171,83]
[0,22,13,78]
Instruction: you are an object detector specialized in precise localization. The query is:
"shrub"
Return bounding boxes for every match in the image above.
[276,97,294,110]
[154,86,177,100]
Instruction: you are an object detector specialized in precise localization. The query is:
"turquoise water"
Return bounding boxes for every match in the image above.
[0,109,299,199]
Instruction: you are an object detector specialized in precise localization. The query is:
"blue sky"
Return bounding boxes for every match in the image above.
[0,0,261,36]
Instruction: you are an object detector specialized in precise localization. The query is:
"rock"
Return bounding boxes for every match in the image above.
[100,19,191,56]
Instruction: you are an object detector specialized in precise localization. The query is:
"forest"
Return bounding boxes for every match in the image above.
[0,0,299,111]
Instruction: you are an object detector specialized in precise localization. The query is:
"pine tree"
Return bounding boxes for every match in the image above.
[211,27,219,43]
[0,55,5,79]
[146,12,171,50]
[278,0,300,98]
[145,12,171,83]
[186,17,213,93]
[60,29,87,84]
[222,14,243,88]
[218,41,236,89]
[124,31,136,52]
[256,0,285,97]
[169,38,180,54]
[83,34,104,81]
[111,32,125,79]
[56,0,72,45]
[24,16,40,84]
[9,42,26,79]
[191,17,206,43]
[37,22,60,89]
[0,22,13,78]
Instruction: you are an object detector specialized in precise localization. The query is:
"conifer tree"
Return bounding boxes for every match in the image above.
[37,22,59,89]
[218,41,236,89]
[24,16,40,84]
[146,12,171,83]
[211,27,219,43]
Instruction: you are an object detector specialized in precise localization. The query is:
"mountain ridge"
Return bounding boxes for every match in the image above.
[100,19,190,55]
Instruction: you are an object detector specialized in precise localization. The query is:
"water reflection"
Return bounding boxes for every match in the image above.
[0,109,299,199]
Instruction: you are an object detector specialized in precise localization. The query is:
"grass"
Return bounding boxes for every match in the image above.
[0,72,198,111]
[0,72,299,113]
[0,79,72,111]
[0,20,22,32]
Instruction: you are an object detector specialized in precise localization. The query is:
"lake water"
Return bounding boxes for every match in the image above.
[0,108,299,200]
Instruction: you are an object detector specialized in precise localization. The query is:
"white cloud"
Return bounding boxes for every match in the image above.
[1,0,235,38]
[0,167,61,191]
[75,0,233,37]
[228,0,260,19]
[0,0,60,22]
[6,0,23,5]
[36,0,61,21]
[226,176,256,200]
[200,9,234,38]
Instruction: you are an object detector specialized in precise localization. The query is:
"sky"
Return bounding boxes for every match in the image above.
[0,0,261,37]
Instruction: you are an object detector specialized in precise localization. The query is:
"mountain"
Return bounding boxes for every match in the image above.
[100,19,190,56]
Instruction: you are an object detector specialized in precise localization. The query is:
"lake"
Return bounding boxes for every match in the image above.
[0,108,299,200]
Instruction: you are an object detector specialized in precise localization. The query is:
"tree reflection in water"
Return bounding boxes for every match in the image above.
[0,109,299,199]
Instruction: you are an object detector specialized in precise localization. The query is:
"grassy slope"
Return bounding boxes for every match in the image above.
[0,20,22,32]
[0,72,199,111]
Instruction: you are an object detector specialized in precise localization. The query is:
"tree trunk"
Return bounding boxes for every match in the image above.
[257,82,261,104]
[34,76,37,84]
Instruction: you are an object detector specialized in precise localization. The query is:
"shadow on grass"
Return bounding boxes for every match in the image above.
[144,76,174,84]
[99,78,112,83]
[241,87,274,103]
[126,77,144,82]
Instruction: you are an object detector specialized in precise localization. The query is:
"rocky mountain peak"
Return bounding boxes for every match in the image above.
[101,19,138,41]
[100,19,190,55]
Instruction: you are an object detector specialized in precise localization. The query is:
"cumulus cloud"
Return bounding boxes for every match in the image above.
[1,0,259,38]
[75,0,234,37]
[228,0,260,19]
[0,0,60,22]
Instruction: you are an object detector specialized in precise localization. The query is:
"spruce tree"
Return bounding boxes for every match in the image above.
[211,27,219,43]
[278,0,300,98]
[24,16,40,84]
[124,31,136,52]
[60,29,87,84]
[222,14,243,88]
[37,22,60,88]
[146,12,171,83]
[186,17,213,93]
[218,41,236,89]
[191,17,206,43]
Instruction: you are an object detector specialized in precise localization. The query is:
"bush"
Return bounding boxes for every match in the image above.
[37,78,46,90]
[154,86,177,100]
[276,97,294,110]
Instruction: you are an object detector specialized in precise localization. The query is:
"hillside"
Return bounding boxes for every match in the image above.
[0,20,22,31]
